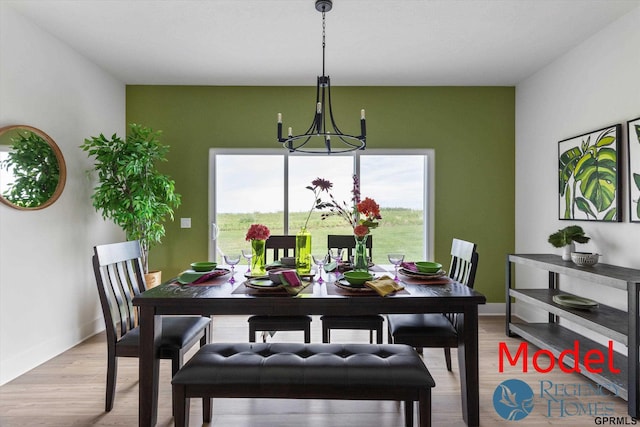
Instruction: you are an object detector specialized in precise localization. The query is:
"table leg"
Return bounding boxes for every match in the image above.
[139,306,161,427]
[457,306,479,426]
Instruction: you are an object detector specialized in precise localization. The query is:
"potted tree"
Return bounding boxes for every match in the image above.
[548,225,590,261]
[81,123,181,286]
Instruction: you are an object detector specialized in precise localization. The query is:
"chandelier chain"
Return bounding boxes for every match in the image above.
[322,11,326,77]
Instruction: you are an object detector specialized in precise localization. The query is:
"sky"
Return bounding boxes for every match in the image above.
[215,154,425,214]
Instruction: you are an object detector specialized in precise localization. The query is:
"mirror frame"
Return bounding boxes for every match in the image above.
[0,125,67,210]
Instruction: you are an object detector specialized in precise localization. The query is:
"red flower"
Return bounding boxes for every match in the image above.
[354,224,369,238]
[357,197,381,220]
[245,224,271,241]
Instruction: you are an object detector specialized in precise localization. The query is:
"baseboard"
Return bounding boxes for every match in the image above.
[479,302,504,316]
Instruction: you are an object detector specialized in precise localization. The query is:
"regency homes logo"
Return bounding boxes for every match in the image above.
[493,379,534,420]
[495,341,637,424]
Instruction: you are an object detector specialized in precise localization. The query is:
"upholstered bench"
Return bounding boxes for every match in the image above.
[172,342,435,427]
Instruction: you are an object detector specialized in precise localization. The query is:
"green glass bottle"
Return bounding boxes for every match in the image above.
[296,227,312,274]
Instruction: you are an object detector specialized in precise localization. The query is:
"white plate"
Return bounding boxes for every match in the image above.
[245,279,283,291]
[334,280,375,292]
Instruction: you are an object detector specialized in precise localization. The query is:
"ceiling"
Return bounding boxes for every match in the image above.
[5,0,639,86]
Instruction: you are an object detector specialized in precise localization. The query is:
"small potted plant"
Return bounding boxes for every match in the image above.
[548,225,590,261]
[81,123,181,286]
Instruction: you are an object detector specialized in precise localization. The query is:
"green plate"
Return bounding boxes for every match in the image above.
[552,294,598,310]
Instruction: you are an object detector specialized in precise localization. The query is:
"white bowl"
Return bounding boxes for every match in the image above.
[571,252,600,267]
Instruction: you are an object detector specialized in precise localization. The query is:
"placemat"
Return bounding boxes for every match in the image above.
[399,276,453,286]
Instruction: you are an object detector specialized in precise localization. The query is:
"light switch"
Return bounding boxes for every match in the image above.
[180,218,191,228]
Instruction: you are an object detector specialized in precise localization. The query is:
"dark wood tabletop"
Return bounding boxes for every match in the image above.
[133,267,486,426]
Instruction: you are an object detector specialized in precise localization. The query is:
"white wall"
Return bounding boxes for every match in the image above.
[0,5,125,385]
[515,6,640,328]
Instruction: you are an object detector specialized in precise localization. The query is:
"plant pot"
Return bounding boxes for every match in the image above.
[144,270,162,289]
[562,242,575,261]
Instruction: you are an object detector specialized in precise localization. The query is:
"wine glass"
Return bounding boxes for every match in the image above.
[241,249,253,273]
[387,253,405,281]
[312,254,330,284]
[224,254,241,283]
[329,248,344,265]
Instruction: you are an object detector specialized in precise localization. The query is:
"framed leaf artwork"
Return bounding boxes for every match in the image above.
[628,117,640,222]
[558,124,621,222]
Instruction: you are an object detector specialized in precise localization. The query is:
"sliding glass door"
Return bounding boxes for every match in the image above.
[210,150,433,264]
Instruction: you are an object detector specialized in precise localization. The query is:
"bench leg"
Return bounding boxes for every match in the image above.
[172,385,189,427]
[418,388,432,427]
[404,400,414,427]
[203,397,212,422]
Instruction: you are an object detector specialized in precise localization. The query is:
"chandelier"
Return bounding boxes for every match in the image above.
[277,0,366,154]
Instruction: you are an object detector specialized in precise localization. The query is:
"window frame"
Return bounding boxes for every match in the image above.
[208,148,435,262]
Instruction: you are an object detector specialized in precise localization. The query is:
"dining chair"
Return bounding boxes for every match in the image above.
[247,235,312,343]
[387,238,479,371]
[92,240,211,411]
[320,235,384,344]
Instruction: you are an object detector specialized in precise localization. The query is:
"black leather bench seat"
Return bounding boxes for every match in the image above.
[172,342,435,427]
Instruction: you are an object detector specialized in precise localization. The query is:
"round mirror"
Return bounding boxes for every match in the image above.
[0,125,66,210]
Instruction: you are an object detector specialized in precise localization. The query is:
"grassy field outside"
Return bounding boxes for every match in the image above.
[215,208,425,265]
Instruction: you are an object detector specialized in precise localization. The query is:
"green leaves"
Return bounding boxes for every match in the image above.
[1,130,60,208]
[548,225,590,248]
[80,123,181,272]
[559,127,618,220]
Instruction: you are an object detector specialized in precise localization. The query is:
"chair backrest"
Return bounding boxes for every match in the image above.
[448,238,479,288]
[327,234,373,259]
[92,240,146,346]
[446,238,479,328]
[264,235,296,262]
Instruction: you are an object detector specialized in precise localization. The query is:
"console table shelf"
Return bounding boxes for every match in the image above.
[506,254,640,418]
[509,323,628,399]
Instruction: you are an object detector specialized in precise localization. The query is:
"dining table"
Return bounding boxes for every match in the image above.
[132,265,486,426]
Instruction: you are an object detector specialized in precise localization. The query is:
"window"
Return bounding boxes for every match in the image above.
[209,149,434,264]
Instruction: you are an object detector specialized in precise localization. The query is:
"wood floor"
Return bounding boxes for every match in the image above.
[0,316,630,426]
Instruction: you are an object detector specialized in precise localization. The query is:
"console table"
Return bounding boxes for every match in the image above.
[505,254,640,418]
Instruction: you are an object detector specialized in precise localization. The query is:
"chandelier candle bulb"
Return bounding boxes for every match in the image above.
[317,102,322,113]
[361,109,365,120]
[277,113,282,123]
[288,127,293,137]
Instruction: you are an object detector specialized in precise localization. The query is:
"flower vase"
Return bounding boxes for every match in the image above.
[296,227,312,274]
[562,242,575,261]
[353,235,369,272]
[251,239,266,276]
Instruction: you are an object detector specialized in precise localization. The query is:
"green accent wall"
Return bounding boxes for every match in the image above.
[126,85,514,303]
